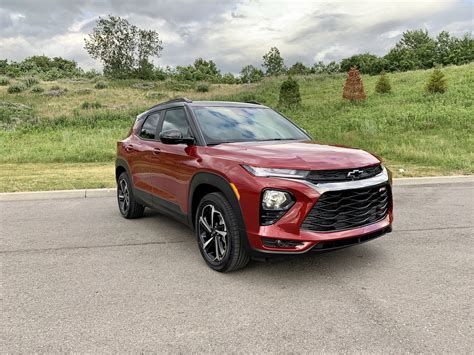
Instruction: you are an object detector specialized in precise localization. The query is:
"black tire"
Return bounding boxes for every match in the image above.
[195,192,250,272]
[117,172,145,219]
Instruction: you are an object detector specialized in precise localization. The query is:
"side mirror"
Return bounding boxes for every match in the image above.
[159,129,194,145]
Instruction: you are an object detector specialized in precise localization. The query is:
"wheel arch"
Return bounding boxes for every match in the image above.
[188,172,250,249]
[115,159,131,182]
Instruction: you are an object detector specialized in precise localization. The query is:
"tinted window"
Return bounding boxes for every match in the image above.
[139,113,160,139]
[161,109,191,138]
[192,106,309,144]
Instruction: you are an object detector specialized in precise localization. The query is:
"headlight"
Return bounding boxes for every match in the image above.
[242,165,309,179]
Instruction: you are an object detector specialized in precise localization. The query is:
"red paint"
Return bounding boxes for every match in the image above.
[117,103,393,255]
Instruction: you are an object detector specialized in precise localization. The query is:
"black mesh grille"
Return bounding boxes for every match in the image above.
[307,165,383,183]
[302,184,390,232]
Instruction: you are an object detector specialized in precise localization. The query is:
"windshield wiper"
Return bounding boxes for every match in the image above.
[207,141,238,146]
[208,138,298,146]
[255,138,297,142]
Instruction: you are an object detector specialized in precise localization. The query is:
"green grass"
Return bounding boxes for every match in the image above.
[0,64,473,192]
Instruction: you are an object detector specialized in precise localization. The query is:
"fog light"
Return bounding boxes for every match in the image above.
[262,190,293,210]
[260,190,295,225]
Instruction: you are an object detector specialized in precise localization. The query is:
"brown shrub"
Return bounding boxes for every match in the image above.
[343,67,366,101]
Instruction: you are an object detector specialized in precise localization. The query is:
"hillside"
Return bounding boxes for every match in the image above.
[1,63,473,192]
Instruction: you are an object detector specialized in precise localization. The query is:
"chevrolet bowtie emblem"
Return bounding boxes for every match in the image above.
[347,169,364,179]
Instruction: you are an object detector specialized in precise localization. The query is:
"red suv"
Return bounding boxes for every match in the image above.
[116,98,393,272]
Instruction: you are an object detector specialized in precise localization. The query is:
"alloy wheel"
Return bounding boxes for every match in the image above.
[198,204,229,262]
[118,178,130,214]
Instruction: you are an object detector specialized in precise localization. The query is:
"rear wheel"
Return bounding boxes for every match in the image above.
[117,172,145,219]
[196,192,250,272]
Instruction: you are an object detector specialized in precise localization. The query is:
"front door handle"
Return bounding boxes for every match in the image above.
[152,148,161,156]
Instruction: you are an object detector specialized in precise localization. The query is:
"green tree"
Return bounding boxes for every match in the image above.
[425,67,447,94]
[287,62,310,75]
[340,53,387,75]
[221,73,238,84]
[385,29,436,70]
[84,15,162,79]
[312,61,340,74]
[240,65,264,83]
[435,31,455,65]
[262,47,286,76]
[452,33,474,65]
[375,72,392,94]
[193,58,221,81]
[175,58,221,82]
[279,76,301,107]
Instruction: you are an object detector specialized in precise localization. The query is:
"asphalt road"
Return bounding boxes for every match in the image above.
[1,180,473,353]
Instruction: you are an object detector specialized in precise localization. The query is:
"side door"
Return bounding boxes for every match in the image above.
[151,107,201,213]
[130,111,162,199]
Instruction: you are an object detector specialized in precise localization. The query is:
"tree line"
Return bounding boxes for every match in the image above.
[0,15,472,82]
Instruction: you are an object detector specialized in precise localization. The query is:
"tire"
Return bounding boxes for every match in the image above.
[195,192,250,272]
[117,172,145,219]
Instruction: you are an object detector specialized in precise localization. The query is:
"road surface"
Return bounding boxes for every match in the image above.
[1,180,473,353]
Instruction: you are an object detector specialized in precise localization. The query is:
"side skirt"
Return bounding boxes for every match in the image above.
[134,187,190,227]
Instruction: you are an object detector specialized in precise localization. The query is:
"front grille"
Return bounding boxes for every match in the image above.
[302,183,390,232]
[306,165,382,183]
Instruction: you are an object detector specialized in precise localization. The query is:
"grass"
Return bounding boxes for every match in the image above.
[0,163,114,192]
[0,64,473,192]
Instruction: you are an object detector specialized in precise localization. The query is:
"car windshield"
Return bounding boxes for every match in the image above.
[192,106,309,145]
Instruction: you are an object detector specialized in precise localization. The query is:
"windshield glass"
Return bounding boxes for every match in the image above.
[192,106,309,145]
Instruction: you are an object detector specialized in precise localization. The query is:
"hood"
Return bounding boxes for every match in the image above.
[207,141,380,170]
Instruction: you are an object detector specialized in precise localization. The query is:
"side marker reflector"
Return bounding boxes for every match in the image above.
[230,183,240,200]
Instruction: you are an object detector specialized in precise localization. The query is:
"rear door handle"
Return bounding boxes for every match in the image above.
[125,144,135,152]
[152,148,161,156]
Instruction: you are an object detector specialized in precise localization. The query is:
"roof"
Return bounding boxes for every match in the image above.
[146,97,266,112]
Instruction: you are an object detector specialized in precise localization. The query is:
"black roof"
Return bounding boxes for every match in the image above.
[146,97,265,112]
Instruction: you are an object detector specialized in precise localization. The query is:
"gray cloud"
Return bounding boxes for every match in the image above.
[0,0,472,73]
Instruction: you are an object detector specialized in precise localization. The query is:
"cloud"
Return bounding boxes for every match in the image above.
[0,0,472,73]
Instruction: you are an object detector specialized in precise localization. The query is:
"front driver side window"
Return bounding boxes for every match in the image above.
[161,108,191,138]
[139,113,160,139]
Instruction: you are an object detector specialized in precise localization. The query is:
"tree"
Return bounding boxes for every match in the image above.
[262,47,286,76]
[340,53,388,75]
[375,72,392,94]
[451,33,474,65]
[343,67,366,101]
[84,15,163,78]
[279,76,301,107]
[435,31,454,66]
[221,73,238,84]
[192,58,220,81]
[175,58,221,82]
[384,29,436,71]
[425,67,447,94]
[312,61,340,74]
[240,65,264,83]
[287,62,310,75]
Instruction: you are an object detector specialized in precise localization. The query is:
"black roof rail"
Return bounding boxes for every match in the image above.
[148,97,192,110]
[245,100,262,105]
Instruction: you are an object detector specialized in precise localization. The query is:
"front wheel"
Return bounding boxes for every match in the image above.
[195,192,250,272]
[117,172,145,219]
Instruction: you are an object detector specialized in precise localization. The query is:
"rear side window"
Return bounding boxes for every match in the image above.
[139,113,160,139]
[161,108,191,138]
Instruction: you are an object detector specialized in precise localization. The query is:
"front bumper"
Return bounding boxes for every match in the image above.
[238,167,394,255]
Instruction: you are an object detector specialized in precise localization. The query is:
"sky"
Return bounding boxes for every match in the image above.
[0,0,473,73]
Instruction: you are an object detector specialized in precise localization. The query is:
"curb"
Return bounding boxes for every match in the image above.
[0,176,472,202]
[0,188,116,202]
